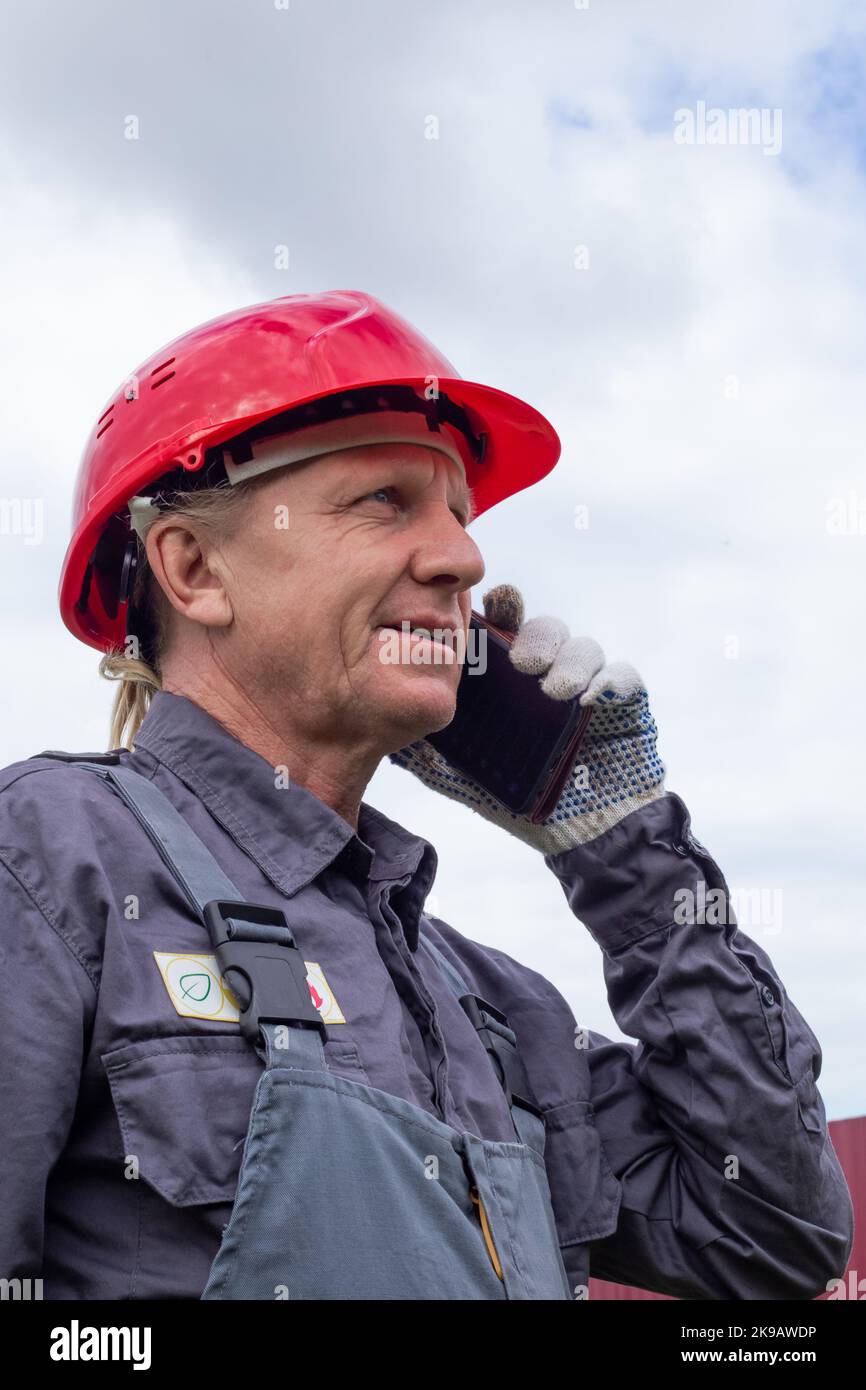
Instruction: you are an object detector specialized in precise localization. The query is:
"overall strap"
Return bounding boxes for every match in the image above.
[41,755,326,1069]
[418,928,544,1146]
[76,760,239,914]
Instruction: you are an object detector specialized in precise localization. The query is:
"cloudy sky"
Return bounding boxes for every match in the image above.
[1,0,863,1118]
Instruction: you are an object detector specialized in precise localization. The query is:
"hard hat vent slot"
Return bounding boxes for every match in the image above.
[96,417,115,440]
[149,357,177,390]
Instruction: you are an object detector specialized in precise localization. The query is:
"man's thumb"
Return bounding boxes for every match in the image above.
[482,583,525,635]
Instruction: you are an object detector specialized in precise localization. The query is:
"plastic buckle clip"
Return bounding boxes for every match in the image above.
[203,899,326,1045]
[459,994,542,1118]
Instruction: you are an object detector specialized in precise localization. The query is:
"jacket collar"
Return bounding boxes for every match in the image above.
[130,690,437,949]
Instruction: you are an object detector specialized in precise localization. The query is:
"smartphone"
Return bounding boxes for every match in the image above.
[425,611,593,823]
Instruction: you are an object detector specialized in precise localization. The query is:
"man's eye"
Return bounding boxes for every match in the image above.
[360,487,396,506]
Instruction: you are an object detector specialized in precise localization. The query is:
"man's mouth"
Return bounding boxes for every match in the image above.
[375,615,462,636]
[374,618,464,665]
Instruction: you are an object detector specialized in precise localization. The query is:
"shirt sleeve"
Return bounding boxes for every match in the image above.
[544,790,855,1300]
[0,853,96,1281]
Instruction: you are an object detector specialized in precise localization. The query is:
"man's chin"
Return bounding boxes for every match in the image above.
[375,671,458,747]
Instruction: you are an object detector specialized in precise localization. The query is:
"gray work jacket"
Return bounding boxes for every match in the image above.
[0,690,853,1299]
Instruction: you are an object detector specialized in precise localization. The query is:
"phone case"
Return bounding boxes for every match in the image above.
[470,612,593,823]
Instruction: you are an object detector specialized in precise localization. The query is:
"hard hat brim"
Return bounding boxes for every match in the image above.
[60,374,560,654]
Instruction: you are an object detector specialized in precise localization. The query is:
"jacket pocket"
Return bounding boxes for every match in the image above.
[542,1099,622,1247]
[101,1032,372,1207]
[101,1034,263,1206]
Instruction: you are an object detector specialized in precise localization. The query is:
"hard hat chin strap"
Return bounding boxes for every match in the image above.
[119,531,159,669]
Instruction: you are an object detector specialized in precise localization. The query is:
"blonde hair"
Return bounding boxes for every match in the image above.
[99,475,269,749]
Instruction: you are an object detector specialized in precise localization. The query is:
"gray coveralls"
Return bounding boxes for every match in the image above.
[0,690,854,1299]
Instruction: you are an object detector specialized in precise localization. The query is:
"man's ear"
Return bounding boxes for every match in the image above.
[145,518,234,631]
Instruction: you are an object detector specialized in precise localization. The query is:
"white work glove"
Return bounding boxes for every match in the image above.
[389,584,666,854]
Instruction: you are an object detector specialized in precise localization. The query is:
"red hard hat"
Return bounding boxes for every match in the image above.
[60,290,560,653]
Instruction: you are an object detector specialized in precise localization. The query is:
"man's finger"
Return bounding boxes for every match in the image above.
[579,660,645,706]
[540,635,606,700]
[509,615,570,675]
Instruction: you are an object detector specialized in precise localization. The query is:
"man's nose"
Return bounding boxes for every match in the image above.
[408,499,485,593]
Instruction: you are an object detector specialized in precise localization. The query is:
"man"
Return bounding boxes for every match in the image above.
[0,291,853,1300]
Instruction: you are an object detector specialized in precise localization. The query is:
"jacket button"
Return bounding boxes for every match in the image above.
[761,986,775,1007]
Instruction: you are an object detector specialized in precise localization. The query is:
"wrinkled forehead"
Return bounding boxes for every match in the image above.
[311,436,471,495]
